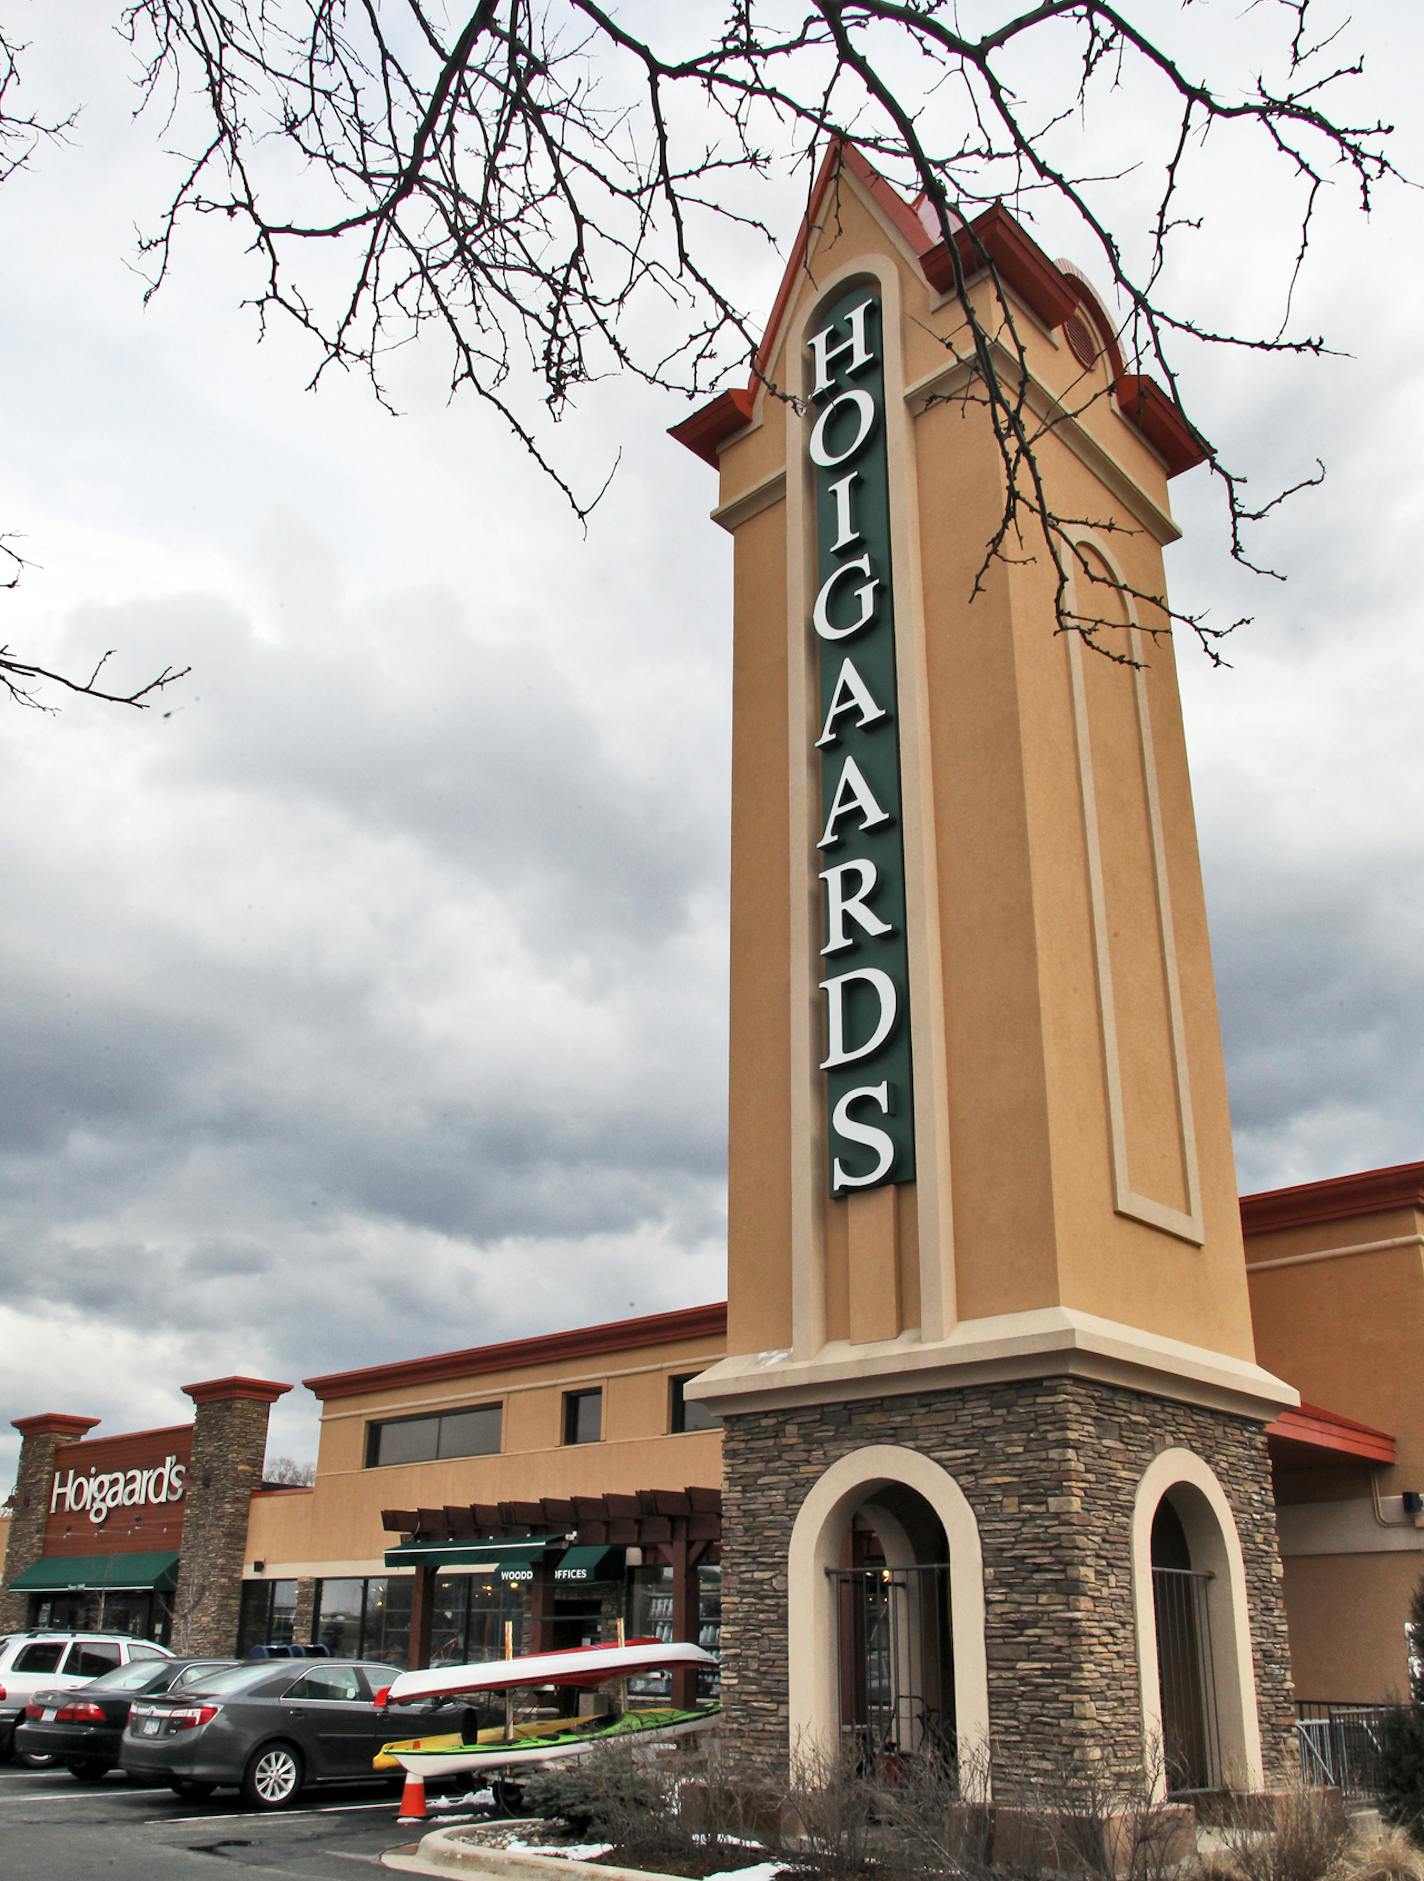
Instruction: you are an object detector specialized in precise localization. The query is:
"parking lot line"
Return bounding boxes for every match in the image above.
[0,1787,144,1803]
[160,1798,415,1825]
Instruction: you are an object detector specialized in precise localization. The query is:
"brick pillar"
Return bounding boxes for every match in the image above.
[292,1577,319,1650]
[171,1377,291,1656]
[0,1414,101,1631]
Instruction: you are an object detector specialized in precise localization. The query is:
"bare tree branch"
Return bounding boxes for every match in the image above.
[13,2,1413,658]
[0,40,189,713]
[0,541,190,712]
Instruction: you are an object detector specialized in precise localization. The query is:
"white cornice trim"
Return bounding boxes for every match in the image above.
[711,468,786,534]
[688,1306,1297,1422]
[1247,1233,1423,1274]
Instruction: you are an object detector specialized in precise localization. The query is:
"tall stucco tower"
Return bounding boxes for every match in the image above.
[676,146,1296,1795]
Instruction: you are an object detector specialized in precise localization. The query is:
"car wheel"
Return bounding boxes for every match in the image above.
[13,1747,57,1770]
[65,1760,110,1783]
[169,1777,217,1800]
[241,1741,303,1810]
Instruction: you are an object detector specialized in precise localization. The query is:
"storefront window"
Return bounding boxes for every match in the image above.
[313,1577,364,1658]
[237,1580,297,1656]
[431,1573,511,1666]
[361,1576,413,1666]
[627,1564,722,1700]
[31,1590,171,1646]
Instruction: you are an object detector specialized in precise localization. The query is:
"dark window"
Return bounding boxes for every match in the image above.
[669,1375,717,1434]
[71,1642,122,1677]
[12,1642,64,1673]
[313,1578,364,1658]
[237,1579,297,1656]
[288,1664,361,1701]
[626,1563,721,1701]
[365,1402,502,1468]
[563,1389,602,1446]
[430,1573,514,1667]
[305,1576,415,1665]
[361,1577,412,1667]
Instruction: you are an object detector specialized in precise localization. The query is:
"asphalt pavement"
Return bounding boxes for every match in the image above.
[0,1760,491,1878]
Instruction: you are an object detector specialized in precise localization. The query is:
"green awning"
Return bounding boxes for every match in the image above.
[553,1546,623,1585]
[492,1543,551,1583]
[383,1537,562,1577]
[10,1551,180,1594]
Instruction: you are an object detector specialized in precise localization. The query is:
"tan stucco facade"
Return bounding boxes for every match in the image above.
[692,152,1286,1428]
[1245,1171,1424,1700]
[245,1317,725,1578]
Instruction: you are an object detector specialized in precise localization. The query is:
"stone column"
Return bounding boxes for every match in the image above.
[0,1414,100,1631]
[292,1577,319,1651]
[719,1378,1297,1791]
[171,1377,291,1656]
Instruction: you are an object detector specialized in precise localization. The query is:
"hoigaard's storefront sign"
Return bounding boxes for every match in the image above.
[807,286,915,1194]
[41,1426,193,1558]
[50,1454,187,1528]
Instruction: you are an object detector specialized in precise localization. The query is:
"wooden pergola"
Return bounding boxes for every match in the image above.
[382,1487,722,1707]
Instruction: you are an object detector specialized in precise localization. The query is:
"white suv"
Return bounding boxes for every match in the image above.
[0,1632,171,1761]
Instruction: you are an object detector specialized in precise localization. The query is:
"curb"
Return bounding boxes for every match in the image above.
[380,1819,689,1880]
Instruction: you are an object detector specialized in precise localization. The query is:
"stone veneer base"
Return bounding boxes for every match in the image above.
[718,1374,1295,1788]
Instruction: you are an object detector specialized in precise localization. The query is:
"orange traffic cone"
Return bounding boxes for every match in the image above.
[397,1769,427,1821]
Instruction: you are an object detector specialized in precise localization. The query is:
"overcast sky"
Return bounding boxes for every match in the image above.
[0,3,1420,1479]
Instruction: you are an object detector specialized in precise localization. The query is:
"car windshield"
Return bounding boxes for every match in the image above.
[171,1662,235,1689]
[83,1660,177,1694]
[177,1662,297,1697]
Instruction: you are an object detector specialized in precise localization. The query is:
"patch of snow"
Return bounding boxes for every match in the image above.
[506,1839,614,1860]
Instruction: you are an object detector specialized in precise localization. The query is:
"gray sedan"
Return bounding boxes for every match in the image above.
[118,1658,457,1808]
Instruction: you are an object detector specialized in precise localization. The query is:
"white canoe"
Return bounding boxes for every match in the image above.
[378,1638,716,1708]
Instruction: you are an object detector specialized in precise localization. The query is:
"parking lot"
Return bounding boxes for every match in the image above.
[0,1761,485,1877]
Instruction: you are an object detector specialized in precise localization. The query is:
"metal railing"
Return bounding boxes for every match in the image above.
[1295,1700,1402,1798]
[1153,1565,1222,1793]
[831,1561,953,1773]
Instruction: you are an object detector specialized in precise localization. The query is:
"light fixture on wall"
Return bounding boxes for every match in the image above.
[1403,1492,1423,1525]
[251,1560,266,1573]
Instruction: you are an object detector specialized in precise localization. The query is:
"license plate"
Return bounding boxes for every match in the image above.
[142,1717,160,1736]
[41,1708,56,1722]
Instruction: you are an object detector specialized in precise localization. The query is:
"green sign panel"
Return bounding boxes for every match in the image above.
[807,286,916,1194]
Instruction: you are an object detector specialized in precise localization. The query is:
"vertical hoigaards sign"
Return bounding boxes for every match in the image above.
[807,286,916,1194]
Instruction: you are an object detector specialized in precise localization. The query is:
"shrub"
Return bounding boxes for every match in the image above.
[1375,1574,1424,1842]
[1377,1707,1424,1842]
[1212,1781,1350,1881]
[1337,1828,1424,1881]
[521,1743,672,1861]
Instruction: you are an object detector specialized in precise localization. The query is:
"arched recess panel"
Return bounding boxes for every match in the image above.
[1131,1447,1265,1795]
[785,1443,989,1775]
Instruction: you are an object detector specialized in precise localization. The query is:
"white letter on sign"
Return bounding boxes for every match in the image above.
[831,1084,895,1190]
[819,755,890,848]
[819,859,893,955]
[826,473,862,553]
[820,967,897,1068]
[807,298,874,398]
[816,656,886,746]
[812,557,879,641]
[809,390,875,469]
